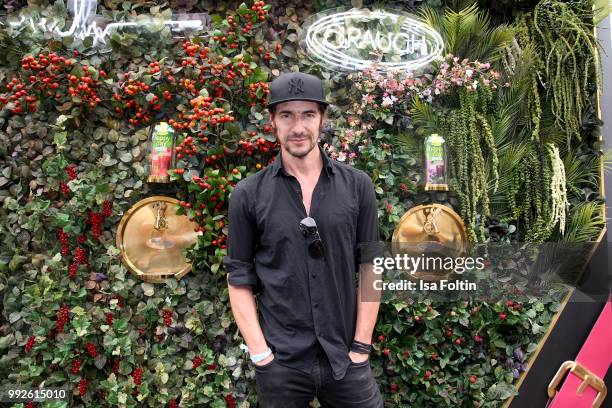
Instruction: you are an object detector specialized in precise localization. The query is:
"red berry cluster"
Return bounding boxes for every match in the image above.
[87,211,104,240]
[86,342,98,358]
[56,230,69,255]
[102,201,112,218]
[506,300,521,310]
[1,52,81,114]
[175,136,197,160]
[113,359,120,374]
[68,263,78,279]
[25,335,36,353]
[148,61,162,75]
[168,398,178,408]
[60,182,70,197]
[105,313,113,325]
[250,2,268,21]
[71,358,81,374]
[74,247,87,265]
[225,394,236,408]
[203,148,228,166]
[77,234,87,244]
[193,355,202,369]
[473,334,484,343]
[236,137,276,156]
[132,367,143,385]
[56,304,70,333]
[390,383,398,393]
[190,175,212,191]
[66,165,77,180]
[78,378,88,396]
[25,401,36,408]
[66,66,102,108]
[163,310,173,327]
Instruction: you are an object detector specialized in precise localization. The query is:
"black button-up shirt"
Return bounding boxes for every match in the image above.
[223,145,379,380]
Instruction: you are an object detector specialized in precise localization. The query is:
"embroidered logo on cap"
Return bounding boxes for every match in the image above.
[287,78,305,95]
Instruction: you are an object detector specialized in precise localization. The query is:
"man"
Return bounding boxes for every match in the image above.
[223,72,383,407]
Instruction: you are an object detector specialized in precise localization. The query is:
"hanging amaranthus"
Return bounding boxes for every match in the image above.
[444,84,499,243]
[506,142,567,242]
[513,15,543,141]
[527,0,600,143]
[547,143,568,234]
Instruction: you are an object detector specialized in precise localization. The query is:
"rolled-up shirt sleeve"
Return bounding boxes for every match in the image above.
[356,171,382,264]
[223,183,261,292]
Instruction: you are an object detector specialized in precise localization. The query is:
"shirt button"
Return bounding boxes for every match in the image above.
[314,303,319,308]
[311,273,316,278]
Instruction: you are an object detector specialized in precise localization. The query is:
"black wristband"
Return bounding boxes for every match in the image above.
[350,340,372,355]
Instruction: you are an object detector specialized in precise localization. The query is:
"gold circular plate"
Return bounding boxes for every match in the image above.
[392,204,468,281]
[116,196,201,283]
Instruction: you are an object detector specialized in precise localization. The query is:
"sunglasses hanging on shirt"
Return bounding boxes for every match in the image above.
[299,217,325,258]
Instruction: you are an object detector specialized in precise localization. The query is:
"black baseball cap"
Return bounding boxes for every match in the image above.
[268,72,329,108]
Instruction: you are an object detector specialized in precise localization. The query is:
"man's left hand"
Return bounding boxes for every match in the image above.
[348,350,369,364]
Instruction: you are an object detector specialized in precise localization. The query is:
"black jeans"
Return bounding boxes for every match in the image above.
[254,351,384,408]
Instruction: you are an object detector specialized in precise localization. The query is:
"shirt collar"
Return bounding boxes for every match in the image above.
[272,145,335,177]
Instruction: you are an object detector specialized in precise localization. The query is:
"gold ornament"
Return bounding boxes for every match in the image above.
[392,204,469,281]
[116,196,201,283]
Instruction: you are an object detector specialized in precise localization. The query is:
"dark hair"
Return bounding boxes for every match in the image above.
[268,102,326,117]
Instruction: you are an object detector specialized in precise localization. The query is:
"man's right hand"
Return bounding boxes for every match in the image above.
[254,353,275,366]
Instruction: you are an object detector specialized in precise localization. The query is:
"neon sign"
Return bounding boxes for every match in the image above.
[305,10,444,72]
[7,0,209,47]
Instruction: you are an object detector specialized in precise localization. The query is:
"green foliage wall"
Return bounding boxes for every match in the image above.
[0,0,604,407]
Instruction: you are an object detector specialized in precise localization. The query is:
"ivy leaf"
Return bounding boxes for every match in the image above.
[0,334,15,349]
[141,282,155,296]
[54,131,67,147]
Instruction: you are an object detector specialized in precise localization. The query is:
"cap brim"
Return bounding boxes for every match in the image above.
[267,98,329,108]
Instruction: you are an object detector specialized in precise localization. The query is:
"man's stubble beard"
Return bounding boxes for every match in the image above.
[275,123,322,159]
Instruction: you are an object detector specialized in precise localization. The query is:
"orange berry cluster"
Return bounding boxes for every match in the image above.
[248,81,269,107]
[113,78,159,126]
[182,41,205,58]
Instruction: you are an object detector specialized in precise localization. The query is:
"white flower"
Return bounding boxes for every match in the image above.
[381,95,397,107]
[338,151,347,162]
[473,80,478,89]
[466,69,473,78]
